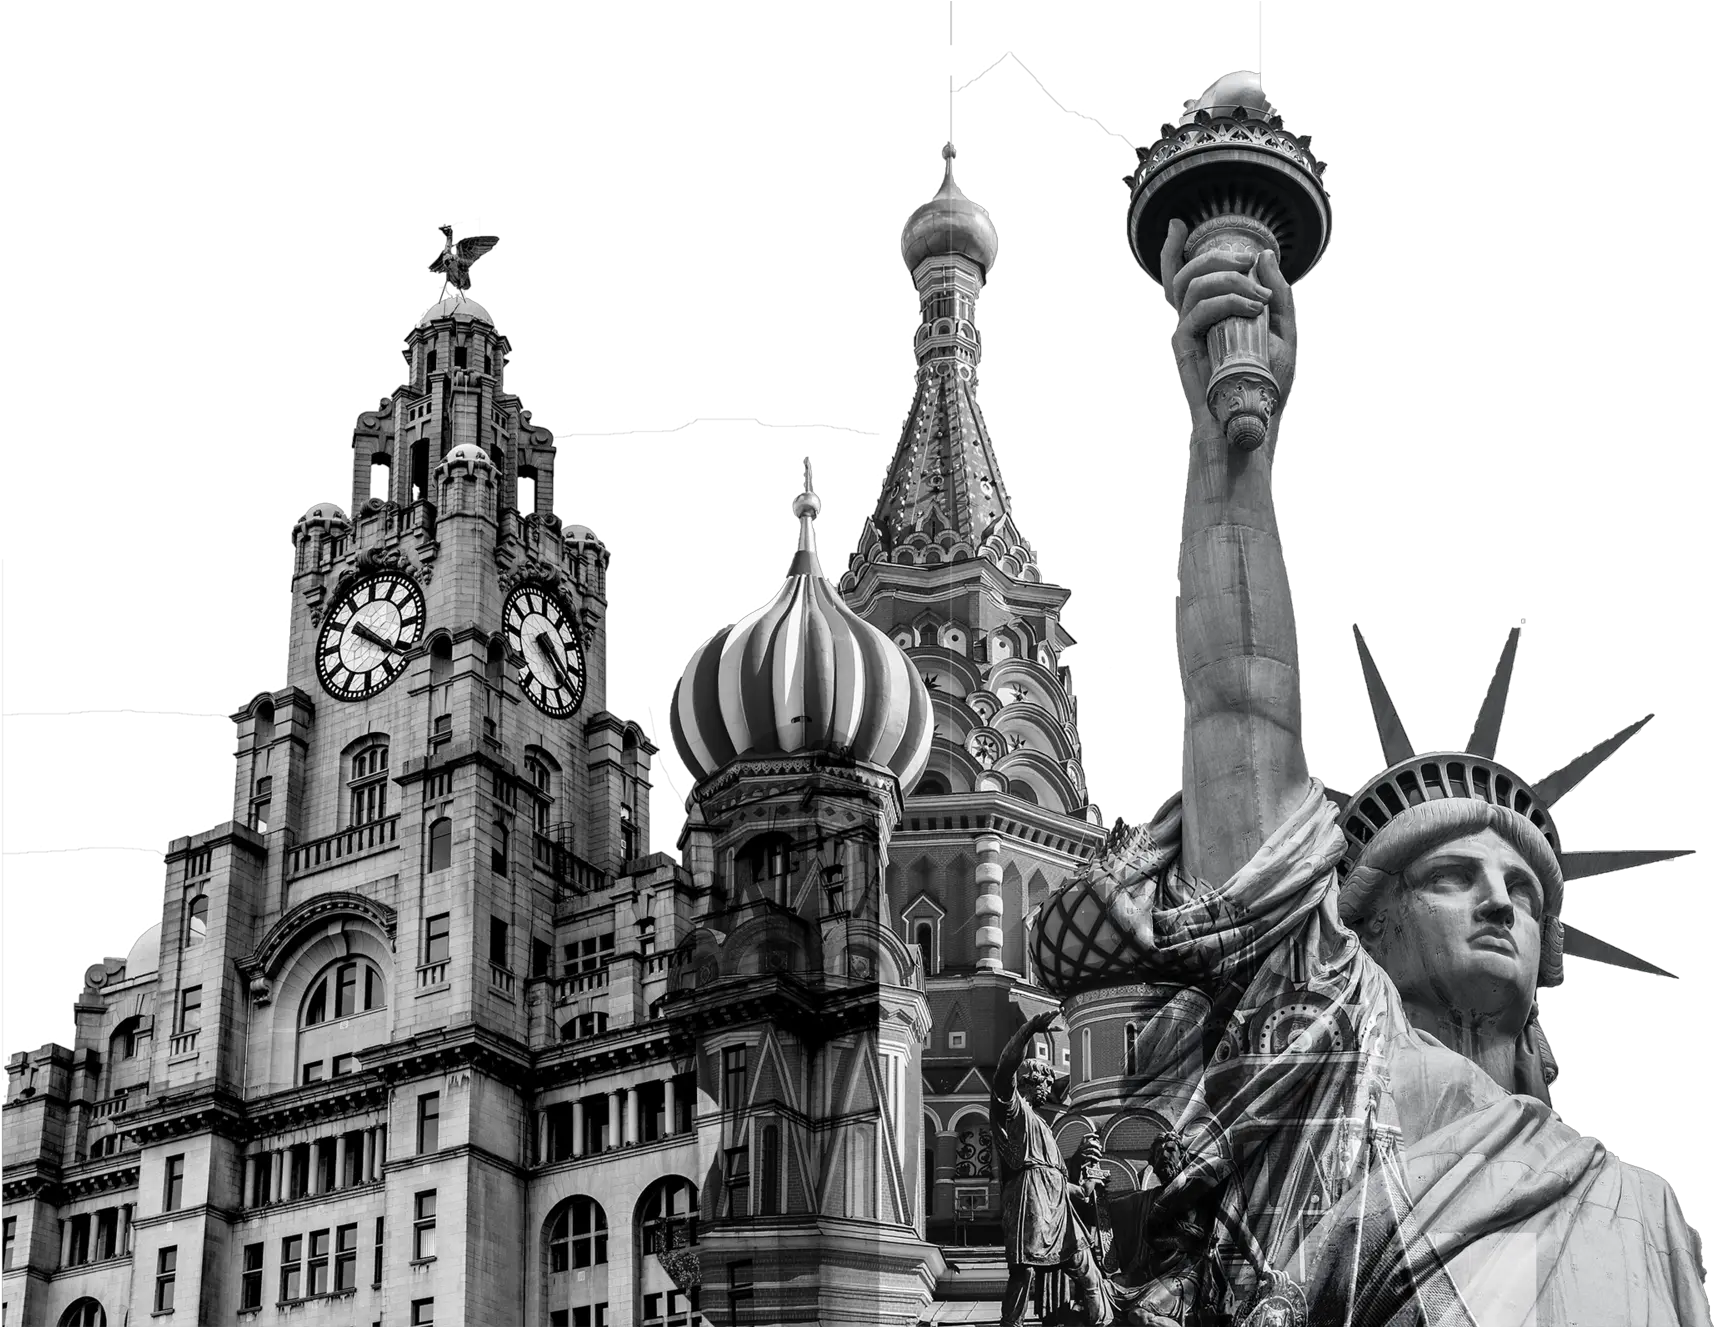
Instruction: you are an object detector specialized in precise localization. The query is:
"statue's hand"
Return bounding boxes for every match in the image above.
[1160,218,1297,438]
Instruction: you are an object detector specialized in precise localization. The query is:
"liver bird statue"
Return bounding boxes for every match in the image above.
[428,224,500,294]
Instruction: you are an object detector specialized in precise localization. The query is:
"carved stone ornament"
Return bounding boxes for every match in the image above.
[966,729,1004,769]
[497,557,564,601]
[332,543,418,601]
[249,975,272,1006]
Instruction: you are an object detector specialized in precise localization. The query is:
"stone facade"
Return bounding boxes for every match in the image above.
[3,153,1103,1327]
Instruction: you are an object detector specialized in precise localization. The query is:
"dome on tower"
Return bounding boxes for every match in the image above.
[417,295,494,327]
[443,443,491,466]
[670,464,933,792]
[900,143,999,277]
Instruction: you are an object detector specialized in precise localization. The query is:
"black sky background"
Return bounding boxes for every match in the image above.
[6,2,1707,1227]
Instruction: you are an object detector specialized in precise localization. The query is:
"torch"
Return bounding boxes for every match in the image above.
[1125,72,1332,451]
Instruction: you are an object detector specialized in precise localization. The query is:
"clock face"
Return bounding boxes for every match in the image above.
[315,572,426,701]
[504,585,586,718]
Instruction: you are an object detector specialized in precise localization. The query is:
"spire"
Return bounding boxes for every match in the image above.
[848,146,1038,583]
[788,457,822,577]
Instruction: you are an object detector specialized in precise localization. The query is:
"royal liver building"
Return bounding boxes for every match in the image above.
[3,148,1106,1327]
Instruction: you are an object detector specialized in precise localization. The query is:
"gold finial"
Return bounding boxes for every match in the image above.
[789,456,823,568]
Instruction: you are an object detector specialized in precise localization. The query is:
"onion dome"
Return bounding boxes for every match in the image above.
[671,462,933,792]
[900,143,999,277]
[418,295,493,327]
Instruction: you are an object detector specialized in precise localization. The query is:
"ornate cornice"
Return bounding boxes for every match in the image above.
[238,891,398,997]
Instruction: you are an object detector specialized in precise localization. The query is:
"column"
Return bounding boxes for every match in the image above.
[334,1134,349,1190]
[626,1089,641,1147]
[60,1218,72,1269]
[609,1090,624,1149]
[376,1125,386,1172]
[662,1077,677,1138]
[120,1204,132,1256]
[272,1149,285,1204]
[308,1140,324,1196]
[244,1154,258,1207]
[571,1100,585,1158]
[361,1128,374,1184]
[973,833,1004,971]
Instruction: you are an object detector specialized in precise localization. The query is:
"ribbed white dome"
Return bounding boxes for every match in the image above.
[670,469,932,791]
[419,298,493,327]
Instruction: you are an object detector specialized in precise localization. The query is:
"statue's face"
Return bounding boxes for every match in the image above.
[1364,828,1542,1035]
[1018,1062,1053,1104]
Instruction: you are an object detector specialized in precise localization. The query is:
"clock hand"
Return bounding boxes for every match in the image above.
[535,632,575,690]
[352,621,402,652]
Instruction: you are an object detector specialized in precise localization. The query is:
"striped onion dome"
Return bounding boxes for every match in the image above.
[670,462,933,792]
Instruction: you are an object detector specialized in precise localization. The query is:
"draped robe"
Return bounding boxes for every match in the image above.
[1031,784,1710,1325]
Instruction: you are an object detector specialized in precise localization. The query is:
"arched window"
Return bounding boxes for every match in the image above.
[914,922,936,975]
[619,802,639,862]
[746,833,792,905]
[759,1124,781,1216]
[348,740,390,826]
[369,454,392,504]
[525,748,558,845]
[59,1300,106,1327]
[1124,1022,1140,1077]
[638,1177,698,1261]
[183,892,208,947]
[548,1196,608,1272]
[428,817,452,872]
[410,439,430,503]
[915,772,950,796]
[301,959,385,1028]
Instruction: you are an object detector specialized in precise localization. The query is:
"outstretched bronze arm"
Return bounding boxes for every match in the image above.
[1163,220,1310,887]
[996,1009,1059,1101]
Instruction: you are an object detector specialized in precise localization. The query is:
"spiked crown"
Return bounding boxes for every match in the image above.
[1340,626,1688,980]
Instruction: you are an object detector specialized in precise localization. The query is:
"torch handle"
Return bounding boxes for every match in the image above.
[1191,243,1281,451]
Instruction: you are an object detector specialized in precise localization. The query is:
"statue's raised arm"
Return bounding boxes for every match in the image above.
[1163,219,1307,886]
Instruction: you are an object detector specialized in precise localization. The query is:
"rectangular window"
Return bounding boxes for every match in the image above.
[638,916,656,955]
[179,985,202,1033]
[726,1145,750,1218]
[163,1154,185,1211]
[453,345,468,369]
[729,1260,754,1327]
[417,1092,441,1154]
[67,1213,90,1265]
[280,1234,303,1301]
[307,1227,330,1296]
[424,913,450,965]
[413,1190,437,1261]
[155,1245,177,1313]
[373,1217,385,1287]
[489,916,508,966]
[301,1060,325,1085]
[335,964,359,1017]
[412,1298,435,1325]
[240,1242,264,1310]
[531,938,551,977]
[760,1125,781,1216]
[948,1030,967,1049]
[428,817,452,870]
[3,1216,16,1271]
[332,1053,357,1078]
[335,1222,358,1292]
[722,1045,748,1109]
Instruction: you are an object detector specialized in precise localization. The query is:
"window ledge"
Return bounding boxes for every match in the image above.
[414,982,451,998]
[409,1256,437,1267]
[166,1051,199,1066]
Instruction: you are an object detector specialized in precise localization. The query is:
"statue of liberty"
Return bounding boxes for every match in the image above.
[1028,73,1710,1327]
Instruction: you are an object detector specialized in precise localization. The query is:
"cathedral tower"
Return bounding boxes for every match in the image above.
[840,146,1108,1252]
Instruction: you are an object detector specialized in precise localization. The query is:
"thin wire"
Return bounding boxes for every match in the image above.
[953,51,1135,149]
[562,416,879,440]
[4,846,164,857]
[3,708,229,719]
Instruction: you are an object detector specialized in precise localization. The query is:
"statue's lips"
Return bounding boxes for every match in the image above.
[1468,926,1519,956]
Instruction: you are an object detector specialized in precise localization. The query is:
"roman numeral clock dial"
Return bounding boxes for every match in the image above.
[504,585,587,718]
[315,572,427,701]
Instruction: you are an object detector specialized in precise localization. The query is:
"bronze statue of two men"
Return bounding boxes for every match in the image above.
[1002,93,1711,1325]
